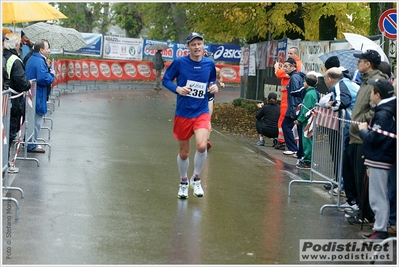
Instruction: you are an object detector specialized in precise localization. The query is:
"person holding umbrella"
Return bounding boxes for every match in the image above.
[153,49,164,90]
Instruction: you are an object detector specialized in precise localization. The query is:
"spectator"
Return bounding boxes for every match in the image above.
[324,67,359,202]
[324,55,353,80]
[378,61,393,82]
[281,57,305,158]
[358,78,396,241]
[345,49,389,225]
[20,30,33,61]
[3,33,32,144]
[162,32,218,199]
[255,92,280,146]
[206,64,225,150]
[273,47,304,150]
[295,74,318,169]
[25,39,55,153]
[153,50,164,90]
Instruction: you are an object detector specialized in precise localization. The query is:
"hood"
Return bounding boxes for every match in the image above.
[375,96,396,117]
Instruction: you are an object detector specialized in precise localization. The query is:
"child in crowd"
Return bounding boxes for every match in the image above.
[358,78,396,241]
[295,74,319,169]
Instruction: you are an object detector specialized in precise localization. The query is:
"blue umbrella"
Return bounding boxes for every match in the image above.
[319,49,362,74]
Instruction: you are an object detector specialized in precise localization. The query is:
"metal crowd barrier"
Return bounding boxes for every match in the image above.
[288,106,348,214]
[2,89,24,220]
[16,80,51,166]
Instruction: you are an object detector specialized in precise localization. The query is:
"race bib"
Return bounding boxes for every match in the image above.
[186,80,207,99]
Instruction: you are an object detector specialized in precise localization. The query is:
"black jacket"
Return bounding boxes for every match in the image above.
[359,97,396,168]
[256,103,280,132]
[3,49,31,93]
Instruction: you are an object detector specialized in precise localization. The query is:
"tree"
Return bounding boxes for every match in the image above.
[139,3,188,42]
[112,2,143,38]
[54,2,112,33]
[181,2,372,43]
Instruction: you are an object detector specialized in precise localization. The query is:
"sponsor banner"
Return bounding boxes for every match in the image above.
[266,40,278,67]
[52,59,240,86]
[174,42,211,58]
[277,39,288,63]
[103,35,143,60]
[300,239,394,263]
[300,41,329,74]
[255,42,268,69]
[64,33,103,56]
[241,45,250,76]
[209,44,241,62]
[248,44,257,76]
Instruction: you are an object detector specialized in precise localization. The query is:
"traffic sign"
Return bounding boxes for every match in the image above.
[379,8,397,39]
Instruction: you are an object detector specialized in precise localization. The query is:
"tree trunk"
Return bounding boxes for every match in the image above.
[170,3,188,43]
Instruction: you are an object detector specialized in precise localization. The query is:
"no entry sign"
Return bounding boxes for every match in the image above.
[379,8,397,39]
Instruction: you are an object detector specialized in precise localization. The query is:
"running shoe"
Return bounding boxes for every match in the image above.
[190,176,204,197]
[256,140,265,146]
[283,150,296,155]
[177,182,189,199]
[296,161,311,169]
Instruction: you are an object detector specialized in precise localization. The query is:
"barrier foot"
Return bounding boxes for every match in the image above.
[3,186,24,198]
[16,156,40,167]
[2,196,20,220]
[288,179,333,197]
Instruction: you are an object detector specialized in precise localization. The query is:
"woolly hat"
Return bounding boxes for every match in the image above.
[325,56,340,70]
[284,58,296,67]
[268,92,277,100]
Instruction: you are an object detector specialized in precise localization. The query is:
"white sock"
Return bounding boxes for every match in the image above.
[193,150,207,179]
[260,136,264,141]
[177,154,189,183]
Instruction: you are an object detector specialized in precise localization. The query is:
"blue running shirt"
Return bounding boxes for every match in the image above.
[162,56,216,118]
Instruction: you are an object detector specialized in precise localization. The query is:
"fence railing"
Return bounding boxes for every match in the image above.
[288,106,348,214]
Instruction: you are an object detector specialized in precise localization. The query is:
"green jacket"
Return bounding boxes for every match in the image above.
[349,69,388,144]
[297,87,318,125]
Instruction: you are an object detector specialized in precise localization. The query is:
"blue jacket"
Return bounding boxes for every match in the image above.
[285,70,305,117]
[359,97,396,169]
[25,52,54,115]
[329,78,358,112]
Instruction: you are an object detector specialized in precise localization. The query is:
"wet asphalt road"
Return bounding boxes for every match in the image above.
[2,81,396,265]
